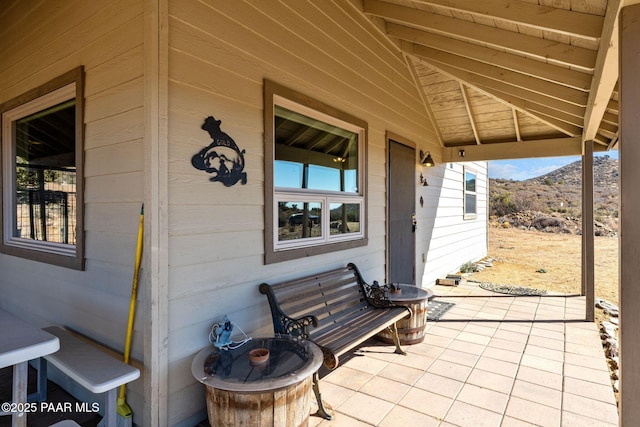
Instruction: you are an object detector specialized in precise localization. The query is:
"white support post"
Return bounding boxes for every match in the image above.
[619,5,640,425]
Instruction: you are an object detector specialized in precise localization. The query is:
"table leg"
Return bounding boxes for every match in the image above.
[12,361,28,427]
[102,388,117,427]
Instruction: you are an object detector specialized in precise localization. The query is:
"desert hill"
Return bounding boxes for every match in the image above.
[490,155,618,236]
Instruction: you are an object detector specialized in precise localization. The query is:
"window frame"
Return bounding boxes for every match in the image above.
[463,166,477,220]
[0,67,85,270]
[264,80,368,264]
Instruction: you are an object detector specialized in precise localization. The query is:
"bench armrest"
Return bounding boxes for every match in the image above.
[280,314,317,341]
[347,263,394,308]
[259,283,318,340]
[362,281,394,308]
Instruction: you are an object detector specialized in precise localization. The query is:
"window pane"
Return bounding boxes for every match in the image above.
[277,201,322,242]
[274,105,358,193]
[465,194,476,214]
[329,203,360,236]
[465,171,476,192]
[13,100,76,245]
[274,160,303,188]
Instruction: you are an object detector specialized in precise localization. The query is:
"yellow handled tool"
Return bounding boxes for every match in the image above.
[116,205,144,425]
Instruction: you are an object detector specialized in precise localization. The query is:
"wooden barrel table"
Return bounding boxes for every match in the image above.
[376,284,434,345]
[192,336,323,427]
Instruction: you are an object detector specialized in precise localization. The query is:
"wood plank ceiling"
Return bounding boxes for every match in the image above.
[360,0,621,161]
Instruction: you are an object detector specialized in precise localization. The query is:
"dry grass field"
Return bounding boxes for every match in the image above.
[471,226,619,306]
[469,225,620,400]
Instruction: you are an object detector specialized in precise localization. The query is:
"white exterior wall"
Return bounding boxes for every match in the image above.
[0,1,487,426]
[418,161,489,287]
[0,0,147,422]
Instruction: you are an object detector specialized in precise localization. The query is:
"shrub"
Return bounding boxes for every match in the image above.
[460,261,478,273]
[490,191,516,217]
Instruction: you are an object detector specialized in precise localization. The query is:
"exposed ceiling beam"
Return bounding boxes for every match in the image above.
[477,86,585,127]
[389,24,592,91]
[403,54,446,147]
[583,0,623,142]
[416,60,585,135]
[363,0,597,71]
[530,111,583,137]
[594,134,611,146]
[442,136,584,161]
[420,62,587,119]
[602,111,619,125]
[404,42,589,106]
[409,0,604,41]
[459,83,480,144]
[512,109,522,142]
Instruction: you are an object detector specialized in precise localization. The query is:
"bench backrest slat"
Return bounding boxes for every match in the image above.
[269,267,364,318]
[310,303,369,335]
[277,280,358,313]
[271,267,353,297]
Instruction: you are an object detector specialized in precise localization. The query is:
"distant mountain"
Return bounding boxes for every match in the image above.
[490,155,619,235]
[526,155,619,190]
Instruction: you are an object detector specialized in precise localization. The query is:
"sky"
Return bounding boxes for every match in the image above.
[488,149,619,181]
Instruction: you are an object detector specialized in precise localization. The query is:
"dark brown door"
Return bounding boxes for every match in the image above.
[388,139,415,284]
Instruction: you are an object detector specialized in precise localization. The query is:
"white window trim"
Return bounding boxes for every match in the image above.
[463,167,478,220]
[271,99,366,251]
[273,194,365,252]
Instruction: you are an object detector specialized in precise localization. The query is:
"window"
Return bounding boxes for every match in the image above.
[264,80,367,263]
[0,67,84,270]
[464,167,477,219]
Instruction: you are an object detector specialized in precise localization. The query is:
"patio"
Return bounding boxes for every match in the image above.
[310,281,618,427]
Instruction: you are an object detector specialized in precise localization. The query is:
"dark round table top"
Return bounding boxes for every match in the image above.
[387,284,434,304]
[191,335,322,392]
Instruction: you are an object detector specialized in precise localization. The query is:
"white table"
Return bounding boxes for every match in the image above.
[0,309,59,427]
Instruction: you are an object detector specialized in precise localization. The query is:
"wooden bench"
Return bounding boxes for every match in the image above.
[259,263,411,419]
[38,327,140,427]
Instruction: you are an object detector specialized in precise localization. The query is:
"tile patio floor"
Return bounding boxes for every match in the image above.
[309,281,619,427]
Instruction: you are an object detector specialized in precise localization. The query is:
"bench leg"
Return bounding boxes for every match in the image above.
[27,358,48,403]
[312,372,332,420]
[389,323,407,356]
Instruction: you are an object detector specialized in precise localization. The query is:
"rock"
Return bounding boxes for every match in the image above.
[605,309,619,317]
[610,317,619,325]
[601,321,617,335]
[609,358,618,369]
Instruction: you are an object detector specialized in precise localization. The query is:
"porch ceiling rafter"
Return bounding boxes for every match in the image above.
[413,58,583,137]
[459,83,480,145]
[363,0,598,71]
[361,0,618,153]
[583,0,623,142]
[408,0,605,40]
[388,24,593,91]
[401,42,589,106]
